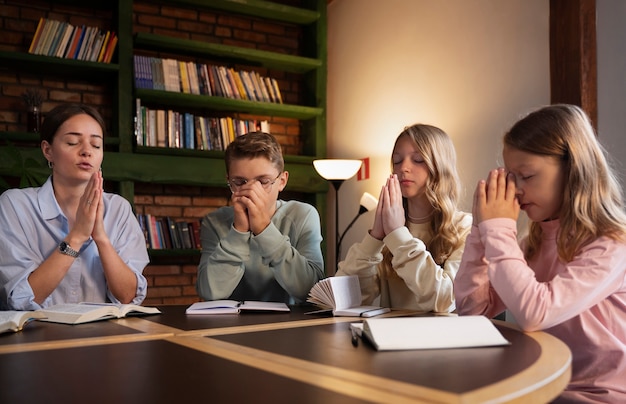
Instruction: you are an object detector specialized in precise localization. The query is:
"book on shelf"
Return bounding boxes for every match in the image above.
[186,300,290,315]
[306,275,390,317]
[352,315,510,351]
[64,25,82,59]
[28,17,46,54]
[38,303,161,325]
[0,310,46,334]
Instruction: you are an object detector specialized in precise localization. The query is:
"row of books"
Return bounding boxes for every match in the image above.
[135,99,269,150]
[137,214,202,250]
[133,55,283,103]
[28,17,117,63]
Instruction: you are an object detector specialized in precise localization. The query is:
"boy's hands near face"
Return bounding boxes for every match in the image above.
[231,192,251,232]
[232,182,274,235]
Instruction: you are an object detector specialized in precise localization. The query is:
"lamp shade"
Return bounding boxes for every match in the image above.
[359,192,378,212]
[313,159,362,180]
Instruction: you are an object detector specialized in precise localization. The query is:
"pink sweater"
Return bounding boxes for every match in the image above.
[455,218,626,403]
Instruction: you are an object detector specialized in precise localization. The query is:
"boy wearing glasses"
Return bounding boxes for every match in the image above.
[196,131,325,304]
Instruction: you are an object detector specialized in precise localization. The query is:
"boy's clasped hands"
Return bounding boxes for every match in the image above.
[231,179,274,236]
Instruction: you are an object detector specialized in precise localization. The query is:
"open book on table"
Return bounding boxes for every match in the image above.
[37,303,161,325]
[185,300,290,315]
[306,275,390,317]
[0,310,47,334]
[351,315,510,351]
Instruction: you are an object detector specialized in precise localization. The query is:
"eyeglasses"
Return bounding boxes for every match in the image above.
[227,173,282,192]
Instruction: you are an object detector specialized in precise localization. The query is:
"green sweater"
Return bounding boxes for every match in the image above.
[197,200,324,304]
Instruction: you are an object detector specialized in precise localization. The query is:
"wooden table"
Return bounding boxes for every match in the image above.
[0,305,571,403]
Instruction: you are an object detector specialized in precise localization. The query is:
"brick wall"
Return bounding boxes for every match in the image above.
[0,0,309,305]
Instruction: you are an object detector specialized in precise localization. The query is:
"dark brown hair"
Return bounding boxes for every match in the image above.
[40,103,107,144]
[224,131,284,174]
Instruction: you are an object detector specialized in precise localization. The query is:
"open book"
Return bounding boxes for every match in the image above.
[353,315,510,351]
[0,310,46,334]
[185,300,290,315]
[307,275,390,317]
[38,303,161,325]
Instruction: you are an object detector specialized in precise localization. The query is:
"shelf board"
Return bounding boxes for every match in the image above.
[165,0,320,24]
[135,33,322,73]
[135,89,323,120]
[0,51,119,78]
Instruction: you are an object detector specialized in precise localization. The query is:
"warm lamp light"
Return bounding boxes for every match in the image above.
[312,159,362,180]
[313,159,363,274]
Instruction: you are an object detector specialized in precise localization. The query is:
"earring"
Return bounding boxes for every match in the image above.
[47,160,53,169]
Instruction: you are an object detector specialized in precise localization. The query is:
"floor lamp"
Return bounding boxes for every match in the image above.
[337,191,378,260]
[313,159,363,274]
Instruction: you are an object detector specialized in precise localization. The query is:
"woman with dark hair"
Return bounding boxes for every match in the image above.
[0,103,149,310]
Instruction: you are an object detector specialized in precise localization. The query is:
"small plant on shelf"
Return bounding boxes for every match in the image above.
[21,89,44,133]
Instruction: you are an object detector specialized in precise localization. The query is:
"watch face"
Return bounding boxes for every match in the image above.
[59,241,78,257]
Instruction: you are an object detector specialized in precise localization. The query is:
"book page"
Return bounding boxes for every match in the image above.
[185,300,241,314]
[42,303,113,315]
[327,276,362,310]
[0,311,45,333]
[240,301,290,312]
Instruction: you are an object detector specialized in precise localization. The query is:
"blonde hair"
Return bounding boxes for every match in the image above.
[382,124,465,269]
[505,104,626,261]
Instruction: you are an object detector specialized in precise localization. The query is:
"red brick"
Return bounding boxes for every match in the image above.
[217,15,251,30]
[183,206,213,218]
[182,285,198,296]
[162,296,200,305]
[137,14,175,29]
[155,195,191,206]
[144,265,181,275]
[133,2,160,15]
[154,275,191,286]
[161,6,197,21]
[144,206,182,217]
[49,90,81,103]
[147,286,181,298]
[134,194,154,204]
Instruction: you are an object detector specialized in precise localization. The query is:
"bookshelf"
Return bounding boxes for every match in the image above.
[0,0,328,259]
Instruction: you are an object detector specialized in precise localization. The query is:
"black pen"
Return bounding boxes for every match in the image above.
[351,327,359,347]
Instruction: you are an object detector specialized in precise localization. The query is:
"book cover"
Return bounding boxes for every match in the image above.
[102,32,118,63]
[63,25,82,59]
[39,19,60,56]
[179,60,190,93]
[360,316,511,351]
[270,78,283,104]
[55,23,75,58]
[186,300,290,315]
[70,25,87,59]
[96,30,111,62]
[28,17,46,54]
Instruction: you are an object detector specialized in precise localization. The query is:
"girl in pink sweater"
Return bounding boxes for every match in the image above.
[454,104,626,403]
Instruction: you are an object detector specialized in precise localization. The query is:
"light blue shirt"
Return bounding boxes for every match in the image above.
[0,177,149,311]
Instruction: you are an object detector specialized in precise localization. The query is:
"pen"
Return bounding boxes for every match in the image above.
[351,327,359,347]
[360,307,391,318]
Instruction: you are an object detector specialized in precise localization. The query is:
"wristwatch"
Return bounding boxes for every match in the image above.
[59,241,79,258]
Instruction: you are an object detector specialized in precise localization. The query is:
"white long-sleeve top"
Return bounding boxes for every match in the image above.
[455,218,626,402]
[337,211,472,313]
